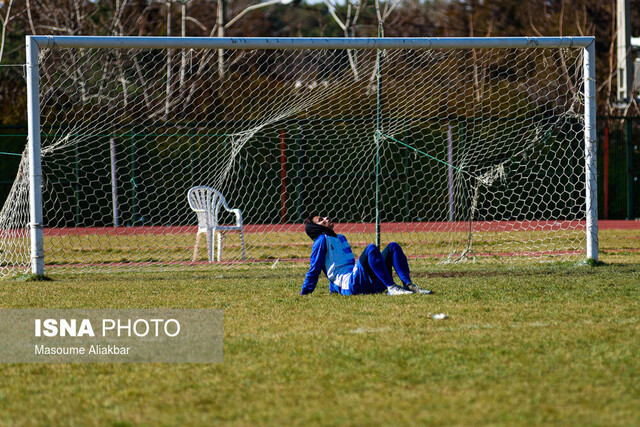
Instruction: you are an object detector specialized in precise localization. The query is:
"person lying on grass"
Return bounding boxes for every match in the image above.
[300,214,432,296]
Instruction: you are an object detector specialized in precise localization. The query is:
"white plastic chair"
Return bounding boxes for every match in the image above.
[187,186,246,262]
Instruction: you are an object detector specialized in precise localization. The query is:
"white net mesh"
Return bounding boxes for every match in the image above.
[0,41,588,277]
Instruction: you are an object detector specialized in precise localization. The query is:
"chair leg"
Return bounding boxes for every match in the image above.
[193,232,201,262]
[206,228,214,263]
[217,232,224,262]
[240,229,246,261]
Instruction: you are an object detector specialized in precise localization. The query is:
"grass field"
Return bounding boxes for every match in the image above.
[38,226,587,266]
[0,229,638,425]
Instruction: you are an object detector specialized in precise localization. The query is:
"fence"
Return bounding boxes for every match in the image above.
[0,125,25,210]
[2,116,640,222]
[598,116,640,219]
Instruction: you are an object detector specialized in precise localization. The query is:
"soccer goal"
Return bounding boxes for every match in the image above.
[0,36,597,277]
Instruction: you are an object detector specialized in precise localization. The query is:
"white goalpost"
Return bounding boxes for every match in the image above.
[1,36,597,277]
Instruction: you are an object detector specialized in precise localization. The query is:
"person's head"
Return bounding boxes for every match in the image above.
[304,214,334,231]
[303,213,337,240]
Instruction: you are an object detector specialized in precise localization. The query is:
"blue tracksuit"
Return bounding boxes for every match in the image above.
[300,234,412,295]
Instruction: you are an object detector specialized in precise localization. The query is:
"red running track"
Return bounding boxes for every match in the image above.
[38,219,639,237]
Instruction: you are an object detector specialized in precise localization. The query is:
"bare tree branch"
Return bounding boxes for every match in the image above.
[0,0,15,63]
[185,16,207,32]
[323,0,361,80]
[25,0,37,34]
[323,0,347,31]
[528,4,544,37]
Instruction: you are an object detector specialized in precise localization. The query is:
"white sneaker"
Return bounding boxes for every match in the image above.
[404,283,433,294]
[387,284,412,295]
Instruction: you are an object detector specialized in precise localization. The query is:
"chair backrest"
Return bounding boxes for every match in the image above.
[187,186,227,228]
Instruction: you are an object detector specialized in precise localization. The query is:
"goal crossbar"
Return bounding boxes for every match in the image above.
[29,35,594,50]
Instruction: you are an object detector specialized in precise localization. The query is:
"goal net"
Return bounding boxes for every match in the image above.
[0,37,597,277]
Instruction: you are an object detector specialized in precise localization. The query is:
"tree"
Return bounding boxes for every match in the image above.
[0,0,15,64]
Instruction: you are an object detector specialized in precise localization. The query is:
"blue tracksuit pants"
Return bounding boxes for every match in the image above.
[351,242,413,294]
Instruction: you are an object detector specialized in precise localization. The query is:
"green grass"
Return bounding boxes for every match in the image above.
[0,231,639,425]
[31,228,591,267]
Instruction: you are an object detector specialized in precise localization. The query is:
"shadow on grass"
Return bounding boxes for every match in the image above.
[9,273,53,282]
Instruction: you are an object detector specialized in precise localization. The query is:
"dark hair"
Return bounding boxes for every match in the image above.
[303,213,317,224]
[304,216,337,240]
